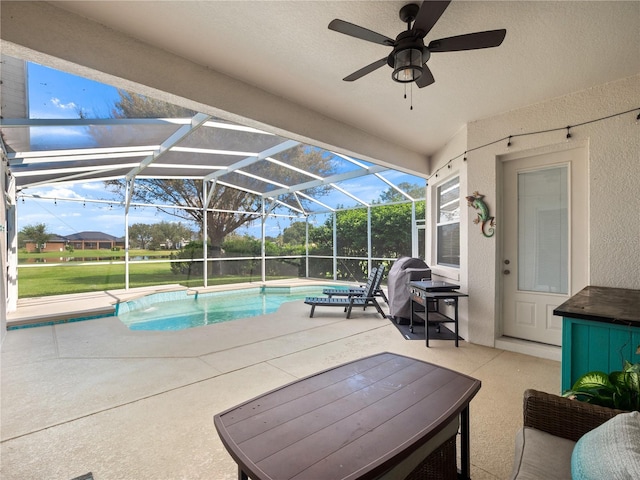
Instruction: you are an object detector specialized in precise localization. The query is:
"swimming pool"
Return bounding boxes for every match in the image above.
[116,285,343,331]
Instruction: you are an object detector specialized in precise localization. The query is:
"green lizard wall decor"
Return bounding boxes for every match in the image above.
[466,192,495,238]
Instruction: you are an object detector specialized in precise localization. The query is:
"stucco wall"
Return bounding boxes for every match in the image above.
[426,126,470,338]
[0,55,28,117]
[431,74,640,347]
[1,160,7,343]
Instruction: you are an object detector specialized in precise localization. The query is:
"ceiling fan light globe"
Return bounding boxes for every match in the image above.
[393,66,422,83]
[392,48,423,83]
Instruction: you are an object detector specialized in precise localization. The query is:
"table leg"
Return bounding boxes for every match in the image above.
[238,467,248,480]
[425,302,430,348]
[460,406,471,480]
[410,297,414,333]
[454,298,459,348]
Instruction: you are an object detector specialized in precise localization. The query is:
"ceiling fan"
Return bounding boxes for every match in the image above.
[328,0,506,88]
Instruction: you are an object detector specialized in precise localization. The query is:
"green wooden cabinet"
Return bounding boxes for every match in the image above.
[561,316,640,392]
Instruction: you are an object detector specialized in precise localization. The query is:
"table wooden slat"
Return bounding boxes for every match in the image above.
[214,352,481,480]
[256,372,472,479]
[222,354,396,427]
[226,355,424,444]
[289,376,479,480]
[237,364,448,463]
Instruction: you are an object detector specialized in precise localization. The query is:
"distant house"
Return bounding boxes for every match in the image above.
[24,231,123,252]
[65,231,122,250]
[24,234,68,253]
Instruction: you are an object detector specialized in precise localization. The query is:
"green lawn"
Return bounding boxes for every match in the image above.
[18,248,174,260]
[17,252,294,297]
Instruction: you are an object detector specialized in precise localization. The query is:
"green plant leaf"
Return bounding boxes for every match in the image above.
[624,361,640,374]
[566,363,640,411]
[572,371,613,391]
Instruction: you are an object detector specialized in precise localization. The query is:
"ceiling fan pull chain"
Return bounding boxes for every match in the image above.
[410,83,414,111]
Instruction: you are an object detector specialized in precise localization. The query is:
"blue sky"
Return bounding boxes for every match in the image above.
[28,63,119,120]
[19,62,425,239]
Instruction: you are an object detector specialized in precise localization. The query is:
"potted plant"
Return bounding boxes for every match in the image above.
[563,360,640,411]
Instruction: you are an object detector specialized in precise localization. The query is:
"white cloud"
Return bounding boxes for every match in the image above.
[30,187,83,200]
[81,182,108,191]
[50,97,77,110]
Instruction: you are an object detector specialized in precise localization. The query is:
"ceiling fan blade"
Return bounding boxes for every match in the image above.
[329,19,395,46]
[428,29,507,52]
[416,65,435,88]
[343,58,388,82]
[413,1,451,38]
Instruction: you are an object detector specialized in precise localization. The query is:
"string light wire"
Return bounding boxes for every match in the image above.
[427,107,638,182]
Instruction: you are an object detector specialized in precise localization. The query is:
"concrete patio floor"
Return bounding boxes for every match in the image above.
[1,284,560,480]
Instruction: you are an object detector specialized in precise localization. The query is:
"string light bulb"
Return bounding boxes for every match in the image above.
[566,126,572,140]
[432,107,636,172]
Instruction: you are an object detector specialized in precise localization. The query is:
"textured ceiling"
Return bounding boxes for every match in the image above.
[18,1,640,157]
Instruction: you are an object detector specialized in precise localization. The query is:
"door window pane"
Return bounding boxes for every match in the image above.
[517,166,568,293]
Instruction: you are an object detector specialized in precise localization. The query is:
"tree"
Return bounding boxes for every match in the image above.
[20,223,51,253]
[128,223,154,249]
[308,184,426,278]
[98,91,337,271]
[281,221,307,245]
[375,182,426,203]
[370,202,425,258]
[149,221,194,250]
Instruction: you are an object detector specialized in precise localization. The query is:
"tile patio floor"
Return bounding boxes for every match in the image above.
[1,283,560,480]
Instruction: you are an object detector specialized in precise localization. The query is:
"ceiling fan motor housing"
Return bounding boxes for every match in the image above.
[399,3,420,24]
[387,30,430,69]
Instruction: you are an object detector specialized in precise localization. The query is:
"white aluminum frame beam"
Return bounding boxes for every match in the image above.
[204,139,299,181]
[267,163,388,198]
[126,112,211,180]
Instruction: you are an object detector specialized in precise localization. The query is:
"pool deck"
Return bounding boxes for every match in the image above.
[1,281,561,480]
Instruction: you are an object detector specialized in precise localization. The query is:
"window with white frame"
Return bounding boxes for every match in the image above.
[436,176,460,267]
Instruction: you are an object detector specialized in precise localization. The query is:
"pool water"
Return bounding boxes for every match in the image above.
[117,286,343,331]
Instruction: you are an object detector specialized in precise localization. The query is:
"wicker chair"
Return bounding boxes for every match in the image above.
[510,389,627,479]
[522,388,625,440]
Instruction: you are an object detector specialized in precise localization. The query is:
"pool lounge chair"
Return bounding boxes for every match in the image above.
[321,265,388,304]
[304,266,386,318]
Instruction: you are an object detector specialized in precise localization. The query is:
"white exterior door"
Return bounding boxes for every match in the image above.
[502,146,588,345]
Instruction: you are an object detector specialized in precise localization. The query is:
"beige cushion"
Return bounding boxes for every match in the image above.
[510,427,575,480]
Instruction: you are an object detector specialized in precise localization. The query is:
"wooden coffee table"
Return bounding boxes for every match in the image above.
[214,352,481,480]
